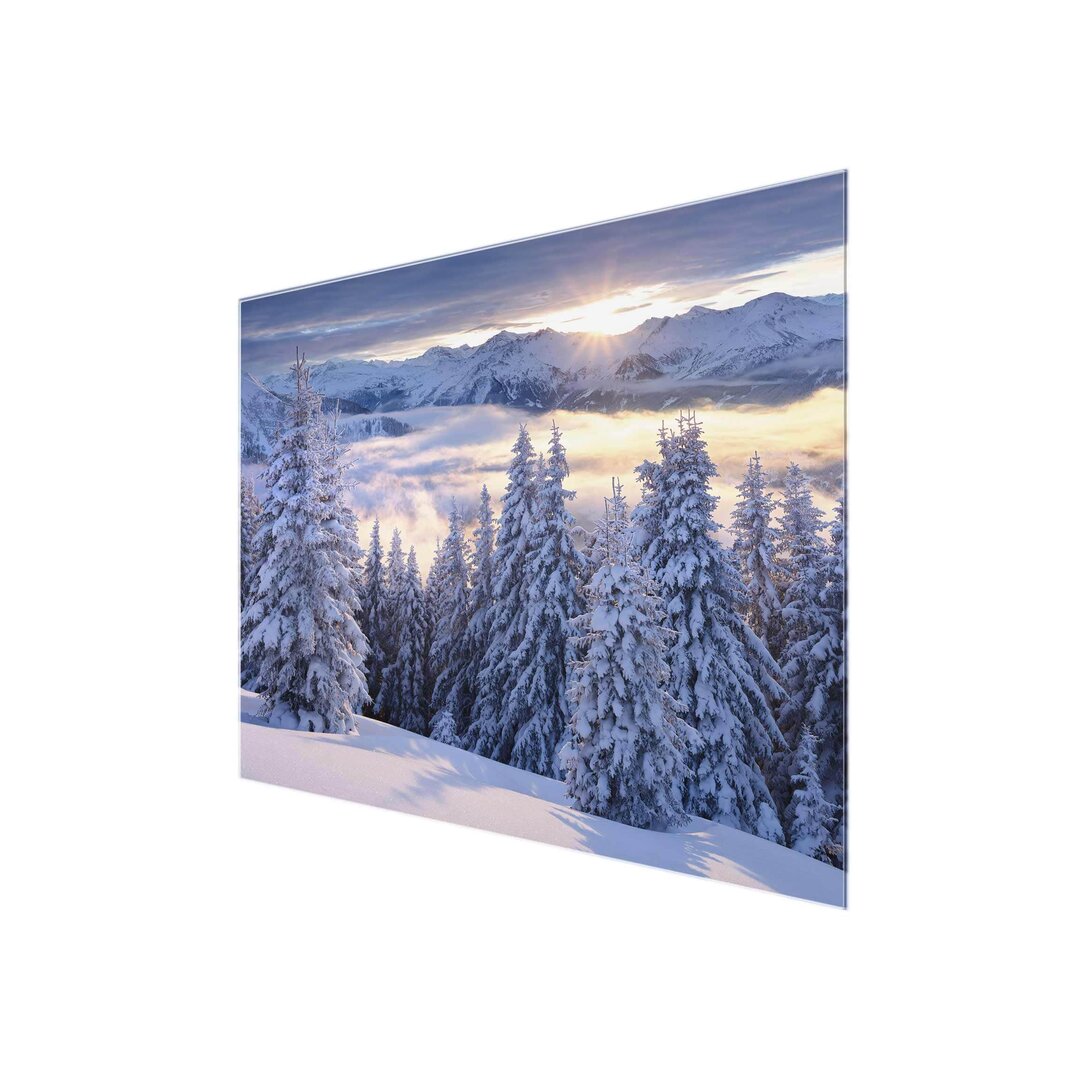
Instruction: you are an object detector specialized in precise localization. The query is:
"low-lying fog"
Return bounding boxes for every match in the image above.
[334,388,844,572]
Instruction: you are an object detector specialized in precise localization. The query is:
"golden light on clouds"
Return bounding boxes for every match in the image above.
[342,389,844,573]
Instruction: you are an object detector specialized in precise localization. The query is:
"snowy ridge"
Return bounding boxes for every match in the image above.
[258,292,845,413]
[240,692,844,906]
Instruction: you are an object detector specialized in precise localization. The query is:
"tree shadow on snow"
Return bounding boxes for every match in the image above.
[306,731,557,808]
[545,805,831,899]
[297,730,842,905]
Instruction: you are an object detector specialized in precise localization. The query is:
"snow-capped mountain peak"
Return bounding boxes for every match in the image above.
[255,292,844,415]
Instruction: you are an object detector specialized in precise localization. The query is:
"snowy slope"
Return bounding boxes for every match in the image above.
[257,293,846,414]
[240,691,845,906]
[625,293,843,378]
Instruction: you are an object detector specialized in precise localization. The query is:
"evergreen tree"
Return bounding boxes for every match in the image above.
[631,412,784,841]
[239,477,265,687]
[385,528,406,609]
[359,517,390,716]
[784,725,836,863]
[240,354,370,732]
[507,423,587,777]
[773,464,832,815]
[313,407,365,610]
[379,546,428,733]
[587,477,631,566]
[429,500,471,738]
[629,422,672,560]
[727,452,788,792]
[423,536,445,709]
[818,495,846,788]
[730,452,783,656]
[373,528,406,722]
[776,462,827,642]
[429,682,462,748]
[465,426,539,761]
[563,481,693,829]
[457,485,496,721]
[424,537,445,622]
[808,495,846,863]
[240,477,263,611]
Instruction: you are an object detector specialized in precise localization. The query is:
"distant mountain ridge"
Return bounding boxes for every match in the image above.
[255,292,845,416]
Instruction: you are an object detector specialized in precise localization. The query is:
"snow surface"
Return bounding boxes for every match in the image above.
[240,690,844,906]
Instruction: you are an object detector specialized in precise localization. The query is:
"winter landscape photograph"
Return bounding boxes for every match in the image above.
[239,172,847,906]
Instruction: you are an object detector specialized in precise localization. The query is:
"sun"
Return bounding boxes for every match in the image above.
[533,284,673,337]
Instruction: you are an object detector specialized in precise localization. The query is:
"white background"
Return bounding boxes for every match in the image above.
[3,2,1076,1076]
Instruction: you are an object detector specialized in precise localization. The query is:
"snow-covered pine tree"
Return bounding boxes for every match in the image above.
[239,477,266,687]
[240,353,370,732]
[240,476,263,611]
[429,499,471,740]
[385,528,406,609]
[379,545,428,734]
[629,422,671,560]
[423,536,445,709]
[772,463,831,815]
[464,425,539,761]
[563,480,693,829]
[429,681,463,748]
[730,452,783,656]
[358,517,390,717]
[785,493,847,865]
[776,462,827,628]
[507,422,587,777]
[313,405,367,624]
[587,477,630,567]
[424,537,444,621]
[784,725,836,863]
[821,495,846,834]
[631,412,784,842]
[727,451,788,788]
[373,528,406,721]
[457,484,496,721]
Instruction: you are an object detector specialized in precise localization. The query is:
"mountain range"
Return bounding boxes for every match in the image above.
[242,292,845,458]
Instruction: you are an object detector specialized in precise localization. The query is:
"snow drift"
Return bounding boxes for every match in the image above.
[240,691,844,906]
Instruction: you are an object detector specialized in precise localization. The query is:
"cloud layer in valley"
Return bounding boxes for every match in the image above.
[338,389,844,572]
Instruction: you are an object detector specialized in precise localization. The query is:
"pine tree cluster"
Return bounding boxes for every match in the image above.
[241,368,845,865]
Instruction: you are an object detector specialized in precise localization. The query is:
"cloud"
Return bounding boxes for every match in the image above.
[727,270,784,286]
[337,391,844,572]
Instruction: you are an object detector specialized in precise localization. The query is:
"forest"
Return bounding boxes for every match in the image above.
[240,355,846,868]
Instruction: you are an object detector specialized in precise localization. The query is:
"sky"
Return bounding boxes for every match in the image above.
[240,172,845,377]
